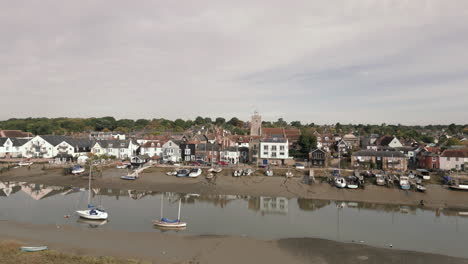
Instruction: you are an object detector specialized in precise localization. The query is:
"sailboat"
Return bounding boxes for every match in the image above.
[75,165,108,220]
[153,194,187,229]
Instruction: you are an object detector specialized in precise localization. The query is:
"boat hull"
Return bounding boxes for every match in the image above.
[76,209,108,220]
[153,220,187,228]
[120,176,137,180]
[20,246,48,252]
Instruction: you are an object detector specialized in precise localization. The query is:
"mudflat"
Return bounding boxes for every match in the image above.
[0,220,467,264]
[1,165,468,210]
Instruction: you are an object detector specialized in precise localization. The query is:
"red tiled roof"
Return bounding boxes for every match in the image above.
[0,130,32,138]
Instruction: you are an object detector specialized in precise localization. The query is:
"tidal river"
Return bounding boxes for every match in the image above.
[1,181,468,258]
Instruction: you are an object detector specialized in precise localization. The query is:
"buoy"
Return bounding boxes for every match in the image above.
[389,244,393,248]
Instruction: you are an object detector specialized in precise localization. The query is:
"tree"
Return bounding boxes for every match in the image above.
[446,138,461,147]
[335,122,342,132]
[274,118,288,127]
[204,117,213,124]
[420,135,434,144]
[195,116,205,125]
[298,132,317,155]
[215,117,226,126]
[135,119,149,128]
[227,117,243,128]
[290,121,302,128]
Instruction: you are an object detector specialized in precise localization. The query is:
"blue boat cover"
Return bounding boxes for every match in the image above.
[161,217,179,223]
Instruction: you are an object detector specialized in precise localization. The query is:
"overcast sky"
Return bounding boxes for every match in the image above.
[1,0,467,124]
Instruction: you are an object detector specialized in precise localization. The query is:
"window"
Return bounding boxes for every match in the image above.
[264,145,268,150]
[272,152,277,158]
[5,147,9,151]
[185,148,191,155]
[272,145,277,151]
[279,152,285,156]
[280,146,285,151]
[456,157,459,161]
[263,152,268,156]
[432,157,436,162]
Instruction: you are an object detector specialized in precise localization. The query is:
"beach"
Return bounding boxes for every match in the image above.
[1,220,467,264]
[1,164,468,210]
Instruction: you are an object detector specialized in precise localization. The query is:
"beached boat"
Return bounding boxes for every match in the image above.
[334,177,347,188]
[285,170,294,178]
[449,184,468,191]
[233,169,242,177]
[176,169,190,177]
[375,174,385,186]
[416,184,426,192]
[116,162,131,169]
[265,169,273,176]
[153,195,187,229]
[71,165,85,175]
[399,176,411,190]
[243,168,253,176]
[121,169,138,180]
[166,171,177,176]
[346,176,359,189]
[76,165,108,220]
[206,173,214,179]
[188,168,202,178]
[18,161,33,167]
[20,246,48,252]
[208,167,222,173]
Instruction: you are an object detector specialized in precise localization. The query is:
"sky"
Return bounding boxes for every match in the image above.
[1,0,467,125]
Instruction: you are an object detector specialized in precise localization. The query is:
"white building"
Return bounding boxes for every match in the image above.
[0,138,28,158]
[91,139,139,159]
[220,147,240,164]
[161,140,181,162]
[140,141,163,158]
[22,135,94,159]
[258,138,292,165]
[440,149,468,171]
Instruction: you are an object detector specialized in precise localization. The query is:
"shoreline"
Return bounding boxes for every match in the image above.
[1,165,468,210]
[1,220,467,264]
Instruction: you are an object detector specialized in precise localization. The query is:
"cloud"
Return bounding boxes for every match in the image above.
[0,0,467,124]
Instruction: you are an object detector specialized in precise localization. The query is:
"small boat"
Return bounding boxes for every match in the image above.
[346,176,359,189]
[416,184,426,192]
[449,184,468,191]
[20,246,48,252]
[166,171,177,176]
[334,177,347,188]
[188,168,202,178]
[176,169,190,177]
[116,162,131,169]
[375,175,385,186]
[208,167,222,173]
[285,170,294,178]
[233,169,242,177]
[399,176,411,190]
[18,161,33,167]
[121,169,138,180]
[76,207,108,220]
[265,170,273,176]
[206,173,214,179]
[153,197,186,229]
[71,165,85,175]
[243,168,253,176]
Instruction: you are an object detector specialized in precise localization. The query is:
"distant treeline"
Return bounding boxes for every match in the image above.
[0,117,466,142]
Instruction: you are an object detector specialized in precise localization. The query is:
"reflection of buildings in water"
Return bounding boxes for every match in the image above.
[297,199,331,211]
[20,183,65,200]
[0,181,22,197]
[248,197,288,215]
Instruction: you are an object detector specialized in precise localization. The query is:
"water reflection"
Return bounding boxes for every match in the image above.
[1,180,468,258]
[0,180,466,218]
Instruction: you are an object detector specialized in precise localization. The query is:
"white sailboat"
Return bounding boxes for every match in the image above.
[153,194,187,229]
[75,165,108,220]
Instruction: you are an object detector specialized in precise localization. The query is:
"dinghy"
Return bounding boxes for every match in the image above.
[416,184,426,192]
[399,176,411,190]
[121,169,138,180]
[71,165,85,175]
[18,161,33,167]
[285,170,294,178]
[20,246,48,252]
[176,169,190,177]
[265,169,273,176]
[206,173,214,179]
[334,177,347,188]
[233,169,242,177]
[166,171,177,176]
[188,168,202,178]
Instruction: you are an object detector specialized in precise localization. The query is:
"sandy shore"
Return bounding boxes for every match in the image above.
[1,165,468,210]
[1,220,467,264]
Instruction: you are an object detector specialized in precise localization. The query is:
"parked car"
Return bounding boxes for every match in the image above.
[217,161,229,166]
[295,163,305,169]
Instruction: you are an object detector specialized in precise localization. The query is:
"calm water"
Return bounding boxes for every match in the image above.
[1,181,468,258]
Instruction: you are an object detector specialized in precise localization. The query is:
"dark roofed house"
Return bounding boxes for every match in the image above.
[309,148,328,167]
[351,150,407,171]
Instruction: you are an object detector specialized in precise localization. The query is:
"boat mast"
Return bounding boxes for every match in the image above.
[88,164,92,205]
[177,198,182,221]
[160,193,164,219]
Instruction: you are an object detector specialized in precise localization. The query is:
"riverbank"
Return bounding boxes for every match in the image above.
[1,220,467,264]
[0,240,148,264]
[1,165,468,210]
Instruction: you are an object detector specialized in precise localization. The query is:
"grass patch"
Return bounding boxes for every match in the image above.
[0,241,150,264]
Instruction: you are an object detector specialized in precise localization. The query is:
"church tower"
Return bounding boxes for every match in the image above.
[250,111,262,136]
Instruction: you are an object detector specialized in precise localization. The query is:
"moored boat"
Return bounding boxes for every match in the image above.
[265,169,273,176]
[176,169,190,177]
[375,174,385,186]
[71,165,85,175]
[153,196,186,229]
[76,207,108,220]
[188,168,202,178]
[399,176,411,190]
[416,184,426,192]
[335,177,347,188]
[233,169,242,177]
[20,246,48,252]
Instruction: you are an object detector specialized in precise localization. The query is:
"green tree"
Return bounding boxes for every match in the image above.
[298,132,317,155]
[290,121,302,128]
[215,117,226,126]
[446,138,461,147]
[195,116,205,125]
